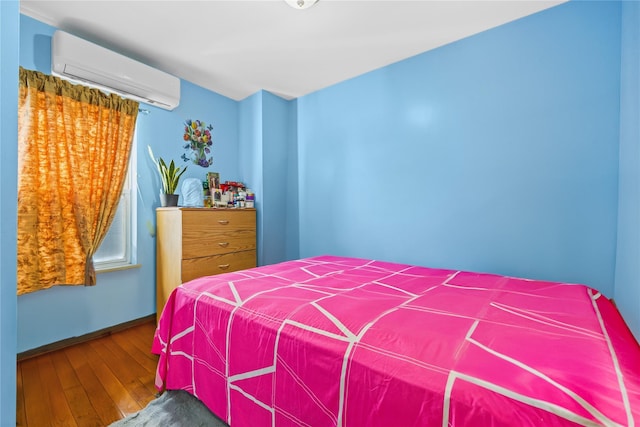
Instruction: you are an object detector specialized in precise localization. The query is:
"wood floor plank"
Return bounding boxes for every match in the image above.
[107,332,155,376]
[111,328,158,374]
[81,341,143,418]
[127,322,159,361]
[141,373,161,399]
[16,363,27,427]
[37,356,79,427]
[64,385,105,427]
[64,341,129,425]
[89,337,156,408]
[127,377,158,408]
[20,357,52,427]
[50,352,103,427]
[18,320,158,427]
[132,321,157,344]
[111,334,158,406]
[50,349,80,390]
[111,325,146,349]
[91,336,148,381]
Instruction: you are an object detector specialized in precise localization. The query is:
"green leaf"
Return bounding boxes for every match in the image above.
[148,145,187,194]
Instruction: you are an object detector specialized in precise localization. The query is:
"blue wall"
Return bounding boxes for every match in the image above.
[261,91,297,265]
[297,1,621,296]
[0,1,19,423]
[615,1,640,341]
[239,91,298,266]
[17,15,242,352]
[285,100,300,261]
[239,92,265,263]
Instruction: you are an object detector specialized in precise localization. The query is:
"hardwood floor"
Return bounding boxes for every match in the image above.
[17,320,159,427]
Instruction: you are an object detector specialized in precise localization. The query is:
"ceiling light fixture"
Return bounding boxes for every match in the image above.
[285,0,319,10]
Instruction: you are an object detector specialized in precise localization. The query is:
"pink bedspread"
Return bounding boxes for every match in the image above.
[153,256,640,426]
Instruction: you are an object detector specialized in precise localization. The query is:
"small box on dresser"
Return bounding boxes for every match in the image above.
[156,207,256,321]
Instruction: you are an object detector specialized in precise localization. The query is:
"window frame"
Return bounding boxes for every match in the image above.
[93,127,138,272]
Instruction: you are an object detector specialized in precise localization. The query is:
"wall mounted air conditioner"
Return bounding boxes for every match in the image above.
[51,31,180,110]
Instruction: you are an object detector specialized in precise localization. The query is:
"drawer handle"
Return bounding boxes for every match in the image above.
[218,264,230,270]
[218,220,229,225]
[218,242,229,248]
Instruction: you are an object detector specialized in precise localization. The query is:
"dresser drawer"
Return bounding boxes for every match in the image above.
[182,210,256,258]
[181,250,256,283]
[157,207,257,323]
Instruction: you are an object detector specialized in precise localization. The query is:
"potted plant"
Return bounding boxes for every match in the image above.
[148,146,187,207]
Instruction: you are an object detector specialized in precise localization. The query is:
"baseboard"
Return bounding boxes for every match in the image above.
[17,314,156,362]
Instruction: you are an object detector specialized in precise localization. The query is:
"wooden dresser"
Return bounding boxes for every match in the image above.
[156,207,256,321]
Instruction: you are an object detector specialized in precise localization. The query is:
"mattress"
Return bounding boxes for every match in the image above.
[152,255,640,426]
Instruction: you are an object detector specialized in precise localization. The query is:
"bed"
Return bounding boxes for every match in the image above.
[152,255,640,426]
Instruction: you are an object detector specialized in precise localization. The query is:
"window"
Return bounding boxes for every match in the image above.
[94,128,137,271]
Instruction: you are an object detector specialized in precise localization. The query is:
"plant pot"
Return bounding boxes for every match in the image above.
[160,193,179,207]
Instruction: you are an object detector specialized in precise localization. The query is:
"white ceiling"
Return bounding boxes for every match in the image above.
[20,0,566,101]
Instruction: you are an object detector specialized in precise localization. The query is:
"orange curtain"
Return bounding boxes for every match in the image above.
[17,67,139,295]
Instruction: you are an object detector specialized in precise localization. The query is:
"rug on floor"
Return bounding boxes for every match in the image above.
[109,389,228,427]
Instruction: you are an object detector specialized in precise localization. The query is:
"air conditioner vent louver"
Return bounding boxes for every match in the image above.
[51,31,180,110]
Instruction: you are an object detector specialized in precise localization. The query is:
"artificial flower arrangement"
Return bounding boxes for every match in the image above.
[181,119,213,168]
